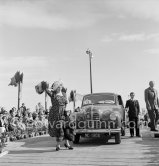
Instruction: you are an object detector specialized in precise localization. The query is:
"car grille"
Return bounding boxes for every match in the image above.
[93,112,100,129]
[93,112,100,120]
[76,112,117,129]
[85,112,100,129]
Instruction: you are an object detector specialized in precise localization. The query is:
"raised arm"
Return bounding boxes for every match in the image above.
[61,87,68,105]
[45,89,53,97]
[42,81,52,97]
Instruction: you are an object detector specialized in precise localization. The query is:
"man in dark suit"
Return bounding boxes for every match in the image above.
[145,81,159,131]
[125,92,140,137]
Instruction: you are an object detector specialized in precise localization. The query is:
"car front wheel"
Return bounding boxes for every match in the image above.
[115,133,121,144]
[73,134,80,144]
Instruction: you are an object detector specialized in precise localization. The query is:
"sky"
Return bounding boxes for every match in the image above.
[1,0,159,111]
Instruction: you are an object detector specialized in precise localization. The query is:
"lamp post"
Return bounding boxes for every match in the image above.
[86,49,93,94]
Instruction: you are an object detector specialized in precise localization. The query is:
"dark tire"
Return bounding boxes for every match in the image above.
[105,136,109,143]
[115,133,121,144]
[121,127,125,136]
[73,134,80,144]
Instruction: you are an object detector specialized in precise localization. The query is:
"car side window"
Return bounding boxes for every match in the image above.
[117,95,124,107]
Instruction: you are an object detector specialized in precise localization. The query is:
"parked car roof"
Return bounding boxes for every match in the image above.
[83,92,120,96]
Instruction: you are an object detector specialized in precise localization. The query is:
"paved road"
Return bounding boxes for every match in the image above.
[0,129,159,166]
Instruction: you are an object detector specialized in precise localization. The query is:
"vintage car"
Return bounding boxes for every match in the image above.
[72,92,126,144]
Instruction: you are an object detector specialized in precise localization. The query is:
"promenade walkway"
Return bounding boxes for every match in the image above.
[0,128,159,166]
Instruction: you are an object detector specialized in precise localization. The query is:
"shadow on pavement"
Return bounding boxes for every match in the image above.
[9,135,122,149]
[7,135,130,155]
[9,149,56,154]
[73,136,124,147]
[135,138,159,165]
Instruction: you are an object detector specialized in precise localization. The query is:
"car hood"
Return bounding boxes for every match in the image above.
[82,104,119,111]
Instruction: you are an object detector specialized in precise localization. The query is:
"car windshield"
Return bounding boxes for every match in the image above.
[82,94,115,106]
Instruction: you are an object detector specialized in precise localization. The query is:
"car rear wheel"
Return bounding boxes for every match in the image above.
[73,134,80,144]
[115,133,121,144]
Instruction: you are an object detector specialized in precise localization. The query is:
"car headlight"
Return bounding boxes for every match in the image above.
[101,110,111,120]
[110,113,117,121]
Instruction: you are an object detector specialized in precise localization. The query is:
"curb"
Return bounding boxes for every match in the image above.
[150,132,159,138]
[4,130,48,143]
[0,151,8,158]
[141,129,159,139]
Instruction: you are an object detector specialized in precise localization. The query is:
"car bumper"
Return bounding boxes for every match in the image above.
[75,128,121,134]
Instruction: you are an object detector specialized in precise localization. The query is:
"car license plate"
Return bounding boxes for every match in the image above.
[92,134,100,137]
[85,134,91,137]
[85,134,100,138]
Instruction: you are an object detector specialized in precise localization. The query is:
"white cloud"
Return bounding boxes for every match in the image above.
[147,33,159,41]
[102,33,159,42]
[0,0,96,30]
[0,5,72,29]
[119,33,159,42]
[118,34,145,41]
[107,0,159,22]
[1,0,159,30]
[0,56,48,70]
[101,36,113,42]
[144,48,159,54]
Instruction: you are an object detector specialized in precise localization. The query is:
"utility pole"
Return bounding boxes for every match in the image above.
[17,81,21,110]
[86,49,93,94]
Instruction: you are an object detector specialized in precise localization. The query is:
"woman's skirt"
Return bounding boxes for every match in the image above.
[48,109,74,142]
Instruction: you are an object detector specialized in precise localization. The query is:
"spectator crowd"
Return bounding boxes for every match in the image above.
[0,102,49,141]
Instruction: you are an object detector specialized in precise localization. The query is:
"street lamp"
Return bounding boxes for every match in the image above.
[86,49,93,94]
